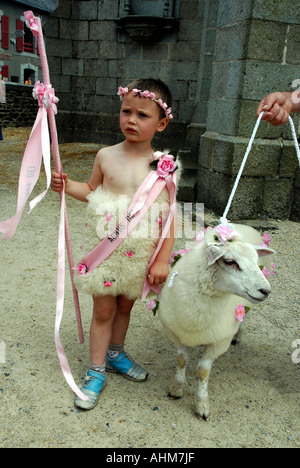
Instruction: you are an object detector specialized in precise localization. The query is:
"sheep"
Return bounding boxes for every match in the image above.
[158,224,275,421]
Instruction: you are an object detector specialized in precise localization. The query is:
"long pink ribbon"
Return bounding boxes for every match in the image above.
[55,182,88,401]
[75,153,177,300]
[0,11,87,402]
[0,105,50,239]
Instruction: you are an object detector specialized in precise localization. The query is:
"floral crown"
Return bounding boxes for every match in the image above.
[117,87,173,120]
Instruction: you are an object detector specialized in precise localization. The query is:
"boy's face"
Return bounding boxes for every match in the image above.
[120,93,169,142]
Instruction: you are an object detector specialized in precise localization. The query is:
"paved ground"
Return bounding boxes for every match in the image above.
[0,128,299,448]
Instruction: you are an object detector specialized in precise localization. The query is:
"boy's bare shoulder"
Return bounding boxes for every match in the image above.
[96,144,121,161]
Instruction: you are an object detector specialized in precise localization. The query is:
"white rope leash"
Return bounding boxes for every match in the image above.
[221,112,300,225]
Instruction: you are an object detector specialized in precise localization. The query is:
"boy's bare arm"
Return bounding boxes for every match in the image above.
[51,150,104,202]
[148,211,177,286]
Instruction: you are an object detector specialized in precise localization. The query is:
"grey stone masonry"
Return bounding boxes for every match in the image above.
[0,85,37,128]
[43,0,300,220]
[198,0,300,221]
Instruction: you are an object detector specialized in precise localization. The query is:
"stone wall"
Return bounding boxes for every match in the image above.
[43,0,300,220]
[197,0,300,221]
[0,84,37,128]
[44,0,205,151]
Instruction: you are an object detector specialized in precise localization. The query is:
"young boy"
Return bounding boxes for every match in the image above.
[51,79,177,410]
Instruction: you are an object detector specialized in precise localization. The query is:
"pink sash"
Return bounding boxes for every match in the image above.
[74,152,177,300]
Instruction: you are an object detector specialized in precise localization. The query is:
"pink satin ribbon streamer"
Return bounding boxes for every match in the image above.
[0,105,51,239]
[0,10,86,403]
[75,152,177,300]
[55,183,88,401]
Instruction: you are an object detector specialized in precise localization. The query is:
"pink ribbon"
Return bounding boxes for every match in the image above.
[74,152,178,300]
[0,86,52,239]
[0,11,86,403]
[55,183,88,401]
[24,11,40,38]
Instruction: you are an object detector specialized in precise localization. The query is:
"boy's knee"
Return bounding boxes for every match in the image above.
[93,296,116,322]
[93,306,115,323]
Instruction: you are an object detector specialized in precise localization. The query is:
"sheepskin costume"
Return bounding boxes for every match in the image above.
[74,162,180,301]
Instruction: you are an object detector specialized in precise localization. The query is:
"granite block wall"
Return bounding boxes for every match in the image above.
[197,0,300,220]
[42,0,300,220]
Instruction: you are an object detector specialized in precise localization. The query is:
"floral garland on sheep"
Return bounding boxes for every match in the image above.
[148,225,276,322]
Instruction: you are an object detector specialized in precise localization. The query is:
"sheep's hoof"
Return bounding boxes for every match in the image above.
[195,400,210,421]
[197,412,210,422]
[167,391,182,400]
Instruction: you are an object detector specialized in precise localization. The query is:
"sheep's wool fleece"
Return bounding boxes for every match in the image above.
[74,177,170,301]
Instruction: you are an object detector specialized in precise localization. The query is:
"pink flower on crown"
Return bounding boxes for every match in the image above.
[141,90,150,98]
[262,267,269,278]
[215,225,238,244]
[195,231,205,243]
[117,87,128,99]
[262,233,271,247]
[132,88,140,96]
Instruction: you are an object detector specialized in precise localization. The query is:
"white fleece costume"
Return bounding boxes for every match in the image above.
[74,171,173,301]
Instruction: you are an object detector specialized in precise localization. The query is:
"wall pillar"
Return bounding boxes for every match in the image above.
[197,0,300,220]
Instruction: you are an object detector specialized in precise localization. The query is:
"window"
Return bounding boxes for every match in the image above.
[1,15,9,50]
[24,22,34,53]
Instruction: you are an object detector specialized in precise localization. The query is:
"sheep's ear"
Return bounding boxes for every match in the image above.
[206,245,224,266]
[255,246,276,258]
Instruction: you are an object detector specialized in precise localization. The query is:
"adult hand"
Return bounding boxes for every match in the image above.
[257,92,293,126]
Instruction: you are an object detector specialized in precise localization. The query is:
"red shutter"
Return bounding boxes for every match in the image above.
[1,15,9,50]
[2,65,9,80]
[16,19,24,52]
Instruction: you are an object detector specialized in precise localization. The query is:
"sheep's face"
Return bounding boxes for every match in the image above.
[206,242,274,304]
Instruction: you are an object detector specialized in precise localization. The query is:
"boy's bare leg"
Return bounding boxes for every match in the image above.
[90,295,118,366]
[106,296,148,382]
[110,296,135,345]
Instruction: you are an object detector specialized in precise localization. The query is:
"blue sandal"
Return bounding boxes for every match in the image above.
[106,352,148,382]
[74,370,107,410]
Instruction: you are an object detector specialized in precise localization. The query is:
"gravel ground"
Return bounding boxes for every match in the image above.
[0,128,299,448]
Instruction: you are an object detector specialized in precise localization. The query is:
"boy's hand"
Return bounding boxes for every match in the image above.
[51,171,68,192]
[148,261,169,287]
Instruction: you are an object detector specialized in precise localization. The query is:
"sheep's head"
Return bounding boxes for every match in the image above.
[206,242,274,304]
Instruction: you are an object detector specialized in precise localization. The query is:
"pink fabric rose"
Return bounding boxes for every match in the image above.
[235,305,246,323]
[215,225,238,244]
[148,298,156,311]
[32,81,46,106]
[78,264,87,276]
[156,155,176,178]
[263,233,271,247]
[262,266,269,278]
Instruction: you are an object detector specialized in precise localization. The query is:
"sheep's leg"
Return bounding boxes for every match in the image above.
[231,322,244,346]
[196,339,232,421]
[168,345,189,399]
